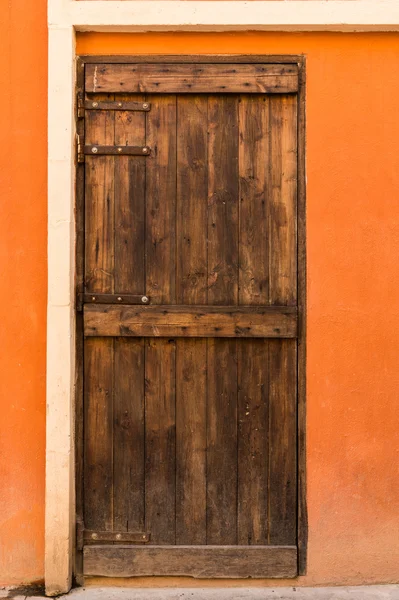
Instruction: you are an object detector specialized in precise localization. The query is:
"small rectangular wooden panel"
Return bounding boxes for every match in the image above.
[85,64,298,94]
[84,545,297,578]
[83,305,297,338]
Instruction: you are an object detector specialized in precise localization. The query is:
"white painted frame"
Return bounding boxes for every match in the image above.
[46,0,399,595]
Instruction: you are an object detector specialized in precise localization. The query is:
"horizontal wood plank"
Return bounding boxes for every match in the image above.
[85,64,298,94]
[83,305,297,338]
[83,545,297,578]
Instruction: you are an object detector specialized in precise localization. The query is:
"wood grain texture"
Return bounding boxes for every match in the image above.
[113,339,145,533]
[85,63,299,95]
[269,95,298,306]
[146,95,177,304]
[84,338,114,531]
[81,80,304,575]
[176,95,208,305]
[176,339,207,544]
[85,93,115,293]
[207,339,238,544]
[114,93,146,294]
[145,339,176,544]
[237,339,269,545]
[268,340,297,545]
[239,95,269,305]
[84,305,298,338]
[207,95,239,305]
[83,545,298,578]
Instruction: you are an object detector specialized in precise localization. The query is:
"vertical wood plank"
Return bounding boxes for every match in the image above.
[113,338,145,533]
[175,96,208,545]
[114,94,146,294]
[176,339,207,544]
[176,96,208,305]
[206,339,238,544]
[269,95,297,306]
[145,338,176,544]
[268,339,297,545]
[85,95,115,293]
[237,339,269,545]
[112,95,146,534]
[239,95,269,305]
[207,95,239,305]
[84,337,114,531]
[146,95,177,304]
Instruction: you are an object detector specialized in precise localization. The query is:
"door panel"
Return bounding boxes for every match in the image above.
[81,62,300,578]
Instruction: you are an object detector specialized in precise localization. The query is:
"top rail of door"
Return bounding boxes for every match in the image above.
[85,63,299,94]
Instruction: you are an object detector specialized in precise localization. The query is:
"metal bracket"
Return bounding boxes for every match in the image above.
[84,145,151,157]
[84,530,150,544]
[84,100,151,112]
[77,293,150,311]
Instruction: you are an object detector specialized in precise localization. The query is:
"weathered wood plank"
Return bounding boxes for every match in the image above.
[268,340,297,545]
[84,338,114,531]
[145,339,176,544]
[85,64,299,95]
[83,305,298,338]
[269,95,298,306]
[237,339,269,545]
[146,95,177,304]
[239,95,269,305]
[113,339,145,533]
[176,339,207,544]
[85,94,115,293]
[114,93,146,295]
[207,95,239,305]
[84,545,298,578]
[176,95,208,305]
[207,339,238,544]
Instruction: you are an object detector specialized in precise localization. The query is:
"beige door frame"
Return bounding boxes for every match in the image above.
[46,0,399,595]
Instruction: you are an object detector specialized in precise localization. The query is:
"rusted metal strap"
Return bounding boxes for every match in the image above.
[77,293,150,311]
[84,145,151,156]
[84,100,151,112]
[84,530,150,544]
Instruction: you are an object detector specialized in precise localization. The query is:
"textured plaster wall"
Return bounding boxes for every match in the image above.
[76,34,399,587]
[1,23,399,586]
[0,0,47,586]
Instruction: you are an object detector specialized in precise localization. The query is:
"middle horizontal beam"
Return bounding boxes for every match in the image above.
[83,305,298,338]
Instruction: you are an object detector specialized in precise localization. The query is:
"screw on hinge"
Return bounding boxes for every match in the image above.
[141,296,149,304]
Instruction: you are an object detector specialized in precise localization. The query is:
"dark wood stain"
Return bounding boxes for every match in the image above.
[80,57,305,578]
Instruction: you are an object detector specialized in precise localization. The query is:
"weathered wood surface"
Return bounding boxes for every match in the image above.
[84,305,298,338]
[86,63,299,94]
[82,80,301,577]
[84,545,298,578]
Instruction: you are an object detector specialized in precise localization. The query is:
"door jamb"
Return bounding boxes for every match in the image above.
[73,53,307,584]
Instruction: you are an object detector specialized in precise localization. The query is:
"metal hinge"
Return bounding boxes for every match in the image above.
[77,292,150,312]
[84,530,150,544]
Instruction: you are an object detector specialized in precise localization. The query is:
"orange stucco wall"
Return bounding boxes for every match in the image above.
[1,19,399,587]
[0,0,47,586]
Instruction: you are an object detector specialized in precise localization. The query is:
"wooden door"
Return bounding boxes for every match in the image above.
[78,59,303,579]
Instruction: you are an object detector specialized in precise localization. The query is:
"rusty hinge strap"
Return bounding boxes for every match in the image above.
[78,293,150,308]
[84,530,150,544]
[85,100,151,112]
[84,145,151,157]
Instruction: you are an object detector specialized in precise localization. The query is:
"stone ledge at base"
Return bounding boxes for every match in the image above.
[3,585,399,600]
